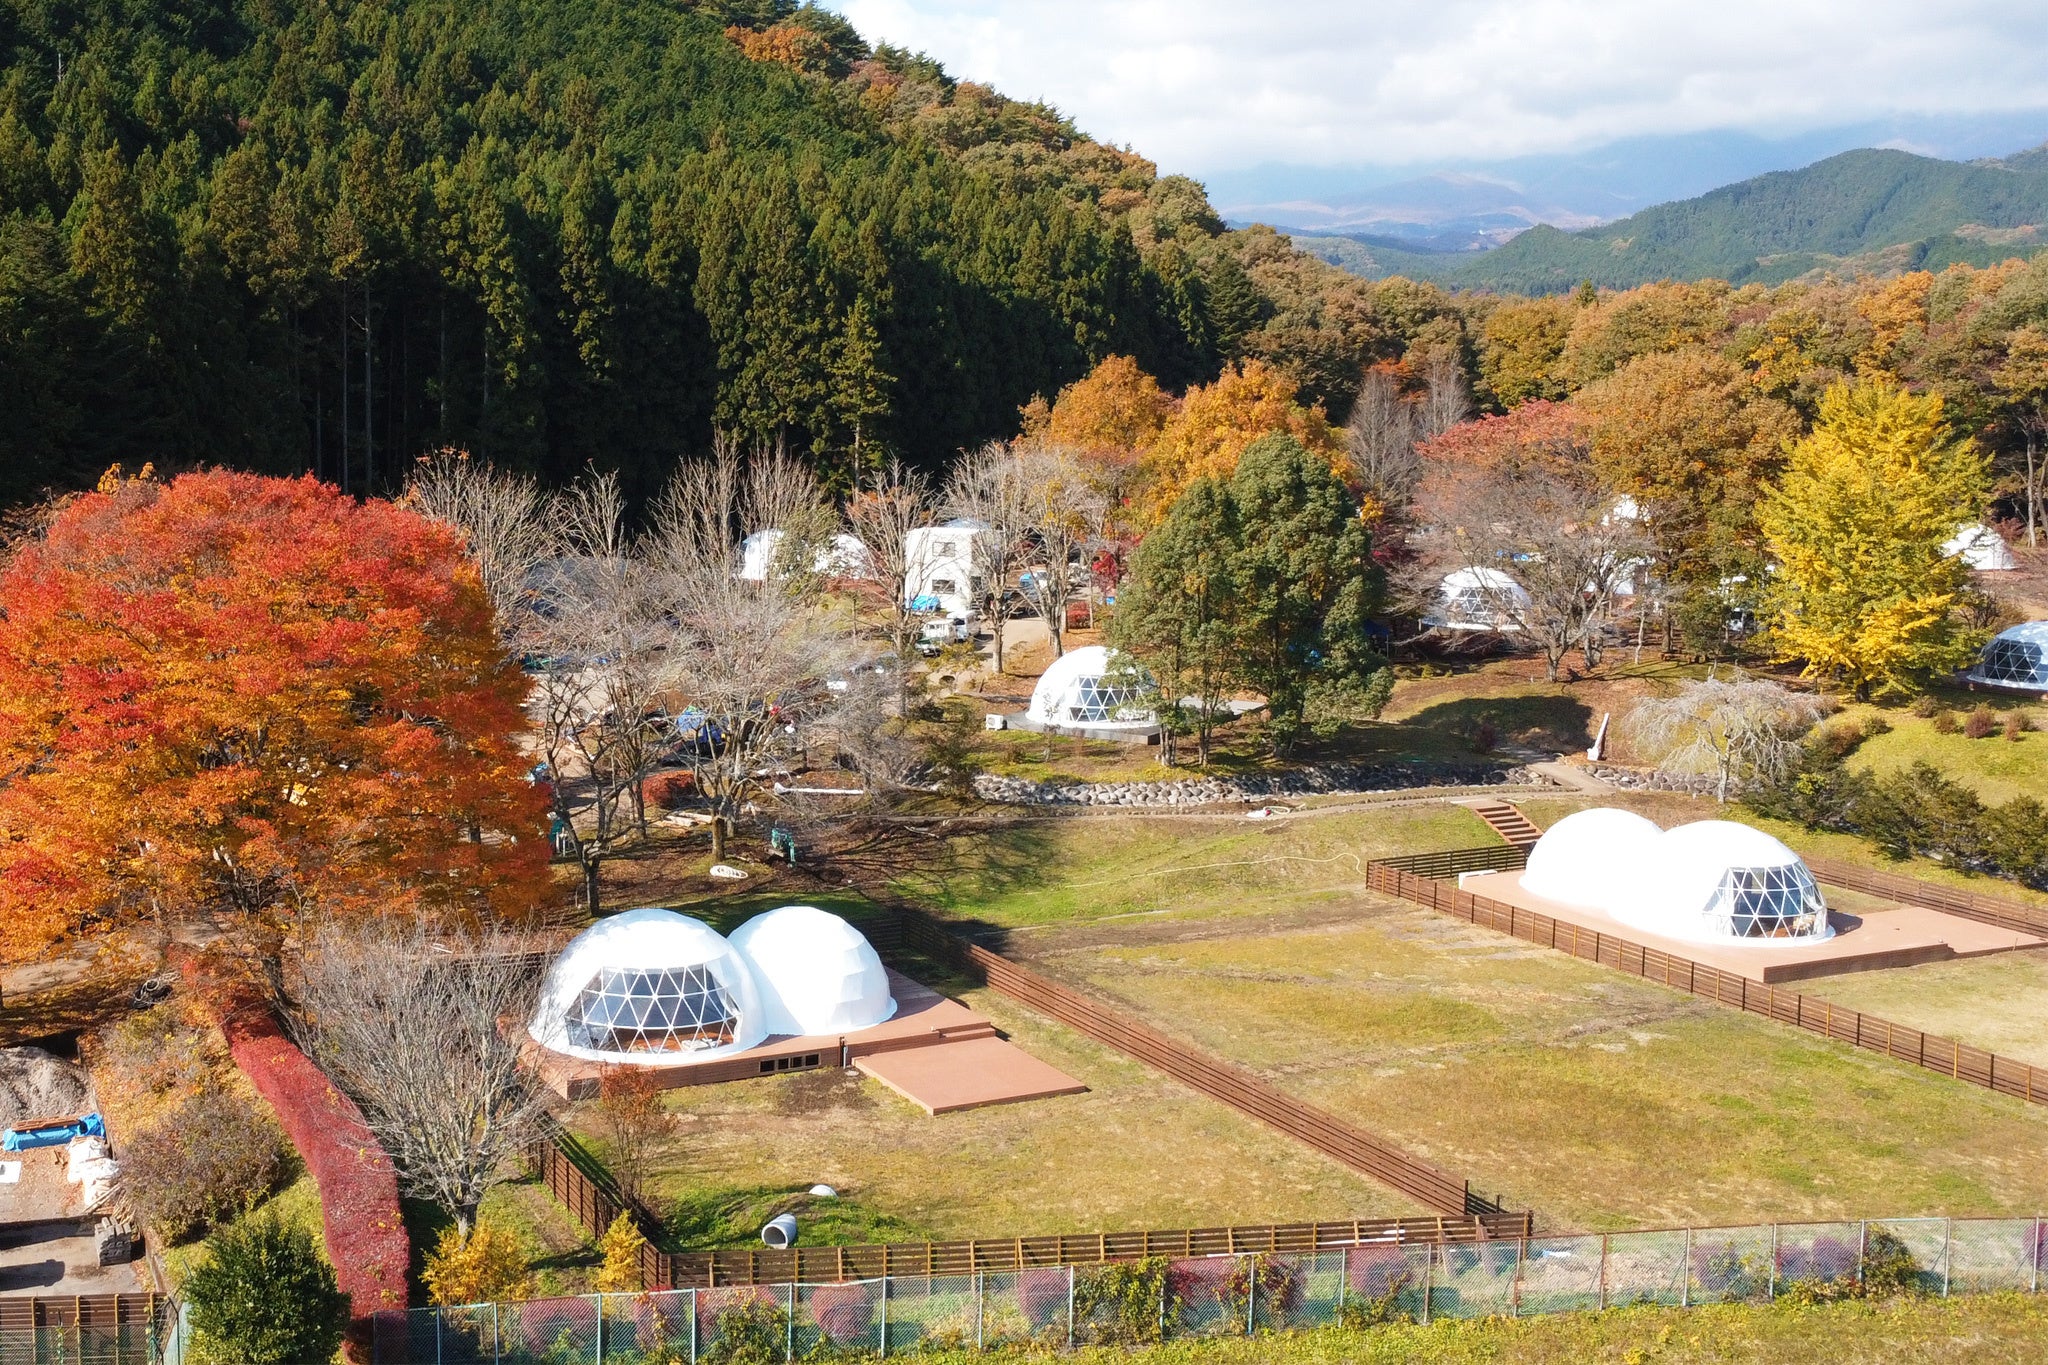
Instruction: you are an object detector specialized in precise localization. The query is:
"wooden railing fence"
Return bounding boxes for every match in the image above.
[893,909,1520,1227]
[1366,856,2048,1109]
[1803,854,2048,938]
[530,1123,1528,1290]
[0,1295,163,1331]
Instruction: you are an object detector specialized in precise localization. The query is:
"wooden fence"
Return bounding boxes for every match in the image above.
[0,1295,162,1331]
[532,1123,1526,1290]
[1803,854,2048,938]
[892,910,1522,1227]
[1366,856,2048,1109]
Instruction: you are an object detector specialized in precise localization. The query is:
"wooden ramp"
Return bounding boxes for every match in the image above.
[855,1036,1087,1115]
[1467,800,1542,848]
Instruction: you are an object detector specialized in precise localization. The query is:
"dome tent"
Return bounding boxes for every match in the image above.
[1943,523,2018,572]
[1028,645,1155,729]
[1965,621,2048,693]
[530,909,767,1064]
[738,529,874,582]
[1425,567,1530,632]
[1519,808,1663,915]
[1521,812,1831,945]
[728,906,896,1037]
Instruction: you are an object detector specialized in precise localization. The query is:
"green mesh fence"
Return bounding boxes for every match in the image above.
[0,1323,159,1365]
[373,1218,2048,1362]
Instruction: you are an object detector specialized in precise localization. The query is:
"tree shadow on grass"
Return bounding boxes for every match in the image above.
[1401,694,1596,754]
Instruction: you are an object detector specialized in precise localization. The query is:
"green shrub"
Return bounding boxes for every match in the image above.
[1930,708,1959,733]
[119,1088,291,1242]
[1073,1258,1174,1345]
[184,1215,347,1365]
[1910,694,1941,718]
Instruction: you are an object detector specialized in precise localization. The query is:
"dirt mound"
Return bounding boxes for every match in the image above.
[0,1047,92,1128]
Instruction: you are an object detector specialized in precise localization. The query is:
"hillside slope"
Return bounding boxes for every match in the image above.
[1298,147,2048,292]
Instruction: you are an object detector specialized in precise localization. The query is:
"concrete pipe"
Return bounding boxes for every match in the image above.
[761,1213,799,1249]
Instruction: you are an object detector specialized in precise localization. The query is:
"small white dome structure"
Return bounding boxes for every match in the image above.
[1521,812,1830,944]
[738,530,874,582]
[1943,523,2018,572]
[1426,567,1530,632]
[530,909,767,1064]
[1028,646,1155,729]
[728,906,896,1037]
[1520,808,1663,914]
[1965,621,2048,693]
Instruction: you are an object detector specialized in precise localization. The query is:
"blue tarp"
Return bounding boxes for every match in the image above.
[1,1111,103,1151]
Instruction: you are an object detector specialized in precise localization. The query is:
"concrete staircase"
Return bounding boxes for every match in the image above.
[1469,800,1542,849]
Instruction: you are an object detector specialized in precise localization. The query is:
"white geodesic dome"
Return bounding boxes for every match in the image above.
[1520,807,1664,915]
[530,909,767,1064]
[1027,645,1155,728]
[1943,523,2018,572]
[1628,820,1830,944]
[1965,621,2048,693]
[728,906,896,1037]
[1427,567,1530,632]
[1522,812,1830,944]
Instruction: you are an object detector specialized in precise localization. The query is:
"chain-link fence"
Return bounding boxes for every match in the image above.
[370,1216,2048,1363]
[0,1322,162,1365]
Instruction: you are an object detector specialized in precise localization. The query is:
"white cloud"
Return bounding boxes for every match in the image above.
[829,0,2048,174]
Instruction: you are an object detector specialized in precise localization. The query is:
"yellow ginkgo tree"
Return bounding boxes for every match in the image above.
[1758,379,1987,698]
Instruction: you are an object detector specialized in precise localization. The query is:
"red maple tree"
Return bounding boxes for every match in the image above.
[0,469,552,966]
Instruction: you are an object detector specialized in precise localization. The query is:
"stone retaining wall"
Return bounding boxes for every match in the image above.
[1585,765,1732,796]
[973,762,1549,808]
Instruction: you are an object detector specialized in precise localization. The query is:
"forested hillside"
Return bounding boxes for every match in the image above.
[0,0,1484,506]
[1298,148,2048,293]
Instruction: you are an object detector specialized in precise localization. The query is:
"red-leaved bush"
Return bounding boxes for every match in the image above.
[179,957,410,1343]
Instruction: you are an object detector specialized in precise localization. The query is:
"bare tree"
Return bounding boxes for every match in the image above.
[1345,368,1422,517]
[647,448,858,863]
[403,449,549,635]
[944,442,1032,675]
[844,460,936,712]
[290,920,549,1238]
[1419,459,1650,682]
[1626,671,1829,802]
[1014,443,1104,659]
[524,472,669,912]
[1420,354,1471,441]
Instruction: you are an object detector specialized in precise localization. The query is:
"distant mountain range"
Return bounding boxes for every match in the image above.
[1274,145,2048,292]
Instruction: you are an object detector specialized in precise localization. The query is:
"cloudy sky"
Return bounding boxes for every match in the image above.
[830,0,2048,200]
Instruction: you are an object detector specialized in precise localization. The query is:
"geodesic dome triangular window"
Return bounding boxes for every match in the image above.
[1714,863,1827,939]
[567,964,739,1053]
[1068,674,1147,723]
[530,908,768,1064]
[1967,623,2048,691]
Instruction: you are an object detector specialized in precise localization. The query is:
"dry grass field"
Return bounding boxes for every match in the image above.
[562,985,1422,1252]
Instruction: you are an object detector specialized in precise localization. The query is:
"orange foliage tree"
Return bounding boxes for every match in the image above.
[726,23,830,74]
[1033,355,1175,542]
[1138,359,1342,521]
[0,469,551,968]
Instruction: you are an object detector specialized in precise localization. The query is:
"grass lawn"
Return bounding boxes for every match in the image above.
[889,1295,2048,1365]
[1805,951,2048,1071]
[905,812,2048,1233]
[897,804,1500,931]
[1025,893,2048,1231]
[1828,700,2047,805]
[565,984,1423,1248]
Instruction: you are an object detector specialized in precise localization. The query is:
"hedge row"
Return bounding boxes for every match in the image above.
[177,957,411,1331]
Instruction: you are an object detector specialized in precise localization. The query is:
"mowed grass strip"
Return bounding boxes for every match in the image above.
[900,804,1500,930]
[570,986,1426,1247]
[874,1295,2048,1365]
